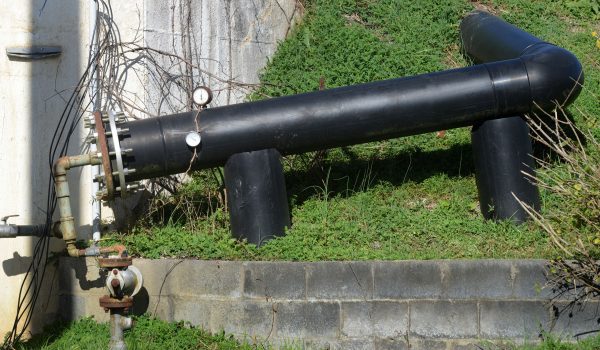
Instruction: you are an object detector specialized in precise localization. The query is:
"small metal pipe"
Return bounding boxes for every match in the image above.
[0,225,18,238]
[0,224,47,238]
[53,153,102,256]
[89,0,102,243]
[109,311,132,350]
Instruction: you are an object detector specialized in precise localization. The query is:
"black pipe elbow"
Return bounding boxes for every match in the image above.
[461,11,584,111]
[519,45,584,110]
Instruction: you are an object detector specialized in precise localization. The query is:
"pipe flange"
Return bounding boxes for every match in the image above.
[107,111,128,198]
[99,295,133,311]
[98,256,133,268]
[94,111,114,200]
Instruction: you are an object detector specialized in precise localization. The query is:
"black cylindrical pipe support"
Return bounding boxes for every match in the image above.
[224,149,290,246]
[471,117,539,222]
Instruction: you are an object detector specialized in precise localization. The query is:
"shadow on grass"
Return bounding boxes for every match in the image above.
[140,142,475,228]
[15,321,72,349]
[286,142,474,207]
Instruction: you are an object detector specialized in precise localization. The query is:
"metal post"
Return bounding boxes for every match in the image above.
[89,0,102,242]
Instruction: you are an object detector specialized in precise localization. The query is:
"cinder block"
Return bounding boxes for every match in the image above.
[166,260,242,298]
[444,260,513,299]
[511,260,552,299]
[303,339,334,350]
[448,339,492,350]
[306,339,375,350]
[410,301,478,338]
[306,262,372,300]
[551,301,600,339]
[151,295,174,322]
[448,340,486,350]
[130,258,172,296]
[276,301,340,338]
[334,339,377,350]
[210,300,276,337]
[480,301,550,338]
[374,261,443,299]
[170,296,211,329]
[374,338,409,350]
[268,338,304,350]
[243,261,305,300]
[341,301,408,338]
[405,339,448,350]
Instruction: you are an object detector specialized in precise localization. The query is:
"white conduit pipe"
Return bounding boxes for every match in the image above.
[89,0,101,242]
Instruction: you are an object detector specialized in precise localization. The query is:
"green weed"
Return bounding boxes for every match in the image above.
[14,316,290,350]
[487,333,600,350]
[13,317,600,349]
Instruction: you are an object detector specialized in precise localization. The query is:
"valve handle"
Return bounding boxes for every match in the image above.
[1,214,18,225]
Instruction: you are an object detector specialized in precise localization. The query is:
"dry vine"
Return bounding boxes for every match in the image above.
[515,99,600,306]
[89,0,300,230]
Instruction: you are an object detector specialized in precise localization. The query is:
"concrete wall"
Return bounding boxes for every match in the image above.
[0,0,297,335]
[59,258,599,350]
[0,0,88,334]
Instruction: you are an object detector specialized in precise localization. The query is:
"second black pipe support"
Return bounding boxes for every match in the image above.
[224,149,290,246]
[471,116,539,222]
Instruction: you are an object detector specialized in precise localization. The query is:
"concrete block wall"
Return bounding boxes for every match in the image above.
[59,258,600,349]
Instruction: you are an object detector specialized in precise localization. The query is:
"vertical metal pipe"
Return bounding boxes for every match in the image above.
[89,0,101,242]
[224,149,290,245]
[109,311,132,350]
[53,153,101,256]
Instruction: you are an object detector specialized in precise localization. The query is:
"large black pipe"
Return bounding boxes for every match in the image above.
[117,12,583,185]
[460,11,583,103]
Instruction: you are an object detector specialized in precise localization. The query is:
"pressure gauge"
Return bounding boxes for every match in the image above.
[185,131,202,148]
[192,86,213,107]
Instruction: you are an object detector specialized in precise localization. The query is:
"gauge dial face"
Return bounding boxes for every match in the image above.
[185,131,202,148]
[192,86,213,106]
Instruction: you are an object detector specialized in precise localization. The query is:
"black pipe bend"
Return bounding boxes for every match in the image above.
[460,10,584,108]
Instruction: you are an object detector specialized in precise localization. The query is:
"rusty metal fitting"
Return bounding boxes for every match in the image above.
[94,111,114,200]
[99,295,133,312]
[98,256,133,268]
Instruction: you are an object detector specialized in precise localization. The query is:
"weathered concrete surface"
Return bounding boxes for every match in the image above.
[143,0,300,114]
[59,258,600,349]
[0,0,89,334]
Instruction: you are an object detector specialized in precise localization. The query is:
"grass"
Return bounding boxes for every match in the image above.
[13,317,600,350]
[13,316,296,350]
[105,0,600,261]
